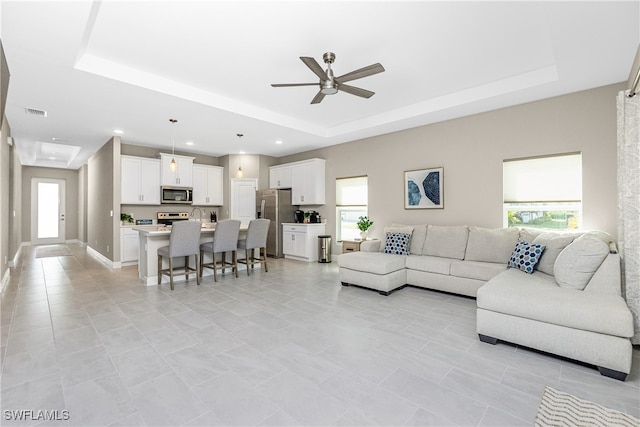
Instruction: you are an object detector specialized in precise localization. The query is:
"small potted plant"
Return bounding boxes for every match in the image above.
[357,215,373,240]
[121,213,134,225]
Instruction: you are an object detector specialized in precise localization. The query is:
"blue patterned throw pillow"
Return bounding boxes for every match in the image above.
[508,240,546,274]
[383,232,411,255]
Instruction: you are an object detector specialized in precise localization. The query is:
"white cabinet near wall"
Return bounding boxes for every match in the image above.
[282,223,326,262]
[192,164,224,206]
[291,159,325,205]
[120,226,139,265]
[160,153,194,187]
[269,165,292,189]
[121,155,160,205]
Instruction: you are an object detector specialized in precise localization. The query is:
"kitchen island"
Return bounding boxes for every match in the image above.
[134,223,248,286]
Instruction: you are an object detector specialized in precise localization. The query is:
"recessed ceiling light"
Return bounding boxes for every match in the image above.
[239,151,246,155]
[275,140,283,145]
[49,156,56,160]
[113,129,124,134]
[185,141,194,146]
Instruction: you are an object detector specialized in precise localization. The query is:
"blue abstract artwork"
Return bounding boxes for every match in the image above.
[404,167,444,209]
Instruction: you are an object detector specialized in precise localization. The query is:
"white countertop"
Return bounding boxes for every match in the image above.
[134,222,247,236]
[282,222,326,226]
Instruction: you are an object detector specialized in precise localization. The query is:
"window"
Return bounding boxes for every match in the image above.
[503,153,582,230]
[336,176,368,241]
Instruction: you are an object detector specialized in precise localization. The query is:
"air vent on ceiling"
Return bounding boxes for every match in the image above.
[25,107,47,117]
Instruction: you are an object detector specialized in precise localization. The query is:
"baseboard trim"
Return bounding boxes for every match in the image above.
[8,243,26,268]
[86,246,116,269]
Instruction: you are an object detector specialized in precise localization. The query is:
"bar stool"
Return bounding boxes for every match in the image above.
[200,219,241,282]
[157,221,202,290]
[237,219,271,275]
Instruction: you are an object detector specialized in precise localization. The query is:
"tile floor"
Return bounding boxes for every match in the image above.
[1,243,639,426]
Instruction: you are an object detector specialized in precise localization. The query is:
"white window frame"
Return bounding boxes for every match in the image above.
[503,153,582,231]
[336,176,368,242]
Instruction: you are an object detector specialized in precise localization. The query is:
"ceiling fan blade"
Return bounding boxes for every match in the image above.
[339,84,375,99]
[336,63,385,83]
[271,83,318,87]
[311,91,325,104]
[300,57,328,80]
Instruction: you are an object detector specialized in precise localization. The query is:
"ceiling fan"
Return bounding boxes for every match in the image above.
[271,52,385,104]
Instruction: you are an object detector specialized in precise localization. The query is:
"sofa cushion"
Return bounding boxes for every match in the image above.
[450,260,507,282]
[423,225,469,260]
[338,252,407,275]
[519,228,544,244]
[380,226,414,252]
[531,232,577,276]
[554,234,609,290]
[383,232,411,255]
[405,255,456,275]
[477,269,634,338]
[464,226,520,264]
[508,240,546,274]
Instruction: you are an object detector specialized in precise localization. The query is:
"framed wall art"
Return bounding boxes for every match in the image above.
[404,167,444,209]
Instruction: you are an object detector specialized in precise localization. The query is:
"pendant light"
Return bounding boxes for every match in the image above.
[169,118,177,172]
[236,133,244,178]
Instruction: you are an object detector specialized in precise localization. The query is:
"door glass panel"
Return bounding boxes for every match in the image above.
[38,182,59,239]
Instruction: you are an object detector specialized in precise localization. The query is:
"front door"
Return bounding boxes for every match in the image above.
[31,178,66,244]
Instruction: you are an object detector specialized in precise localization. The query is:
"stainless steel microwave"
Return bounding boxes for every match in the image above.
[161,186,193,204]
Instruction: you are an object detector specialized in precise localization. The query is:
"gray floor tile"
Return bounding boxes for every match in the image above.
[111,345,170,388]
[129,373,208,427]
[193,371,279,426]
[215,343,286,386]
[58,345,116,388]
[163,344,228,387]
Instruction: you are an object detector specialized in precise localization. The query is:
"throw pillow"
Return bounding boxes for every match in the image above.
[379,226,414,252]
[508,240,546,274]
[531,233,577,276]
[383,232,411,255]
[553,234,610,290]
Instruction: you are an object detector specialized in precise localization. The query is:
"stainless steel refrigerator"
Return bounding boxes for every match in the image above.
[256,188,296,258]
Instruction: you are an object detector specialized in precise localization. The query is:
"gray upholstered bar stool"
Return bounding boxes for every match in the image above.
[200,219,241,282]
[157,221,202,290]
[237,218,271,275]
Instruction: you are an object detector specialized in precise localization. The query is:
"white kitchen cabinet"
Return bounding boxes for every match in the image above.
[121,155,161,205]
[291,159,325,205]
[120,226,139,264]
[282,223,326,262]
[160,153,194,187]
[269,164,292,189]
[192,164,224,206]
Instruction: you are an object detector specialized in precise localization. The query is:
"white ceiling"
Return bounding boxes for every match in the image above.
[1,1,638,170]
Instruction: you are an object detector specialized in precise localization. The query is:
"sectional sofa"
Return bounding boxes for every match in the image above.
[337,225,635,380]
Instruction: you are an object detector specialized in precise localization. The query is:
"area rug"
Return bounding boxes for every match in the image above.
[35,245,72,258]
[535,386,639,427]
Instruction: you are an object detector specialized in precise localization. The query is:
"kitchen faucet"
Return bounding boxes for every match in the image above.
[190,207,202,222]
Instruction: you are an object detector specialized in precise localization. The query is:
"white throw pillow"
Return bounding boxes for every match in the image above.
[554,234,610,290]
[464,227,520,264]
[380,226,414,252]
[423,225,469,260]
[531,233,577,276]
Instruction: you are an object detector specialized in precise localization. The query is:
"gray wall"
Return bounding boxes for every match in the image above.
[88,137,119,261]
[9,122,22,261]
[280,83,623,252]
[1,116,10,277]
[78,164,88,243]
[21,166,80,242]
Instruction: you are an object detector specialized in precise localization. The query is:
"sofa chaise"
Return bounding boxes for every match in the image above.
[337,225,635,380]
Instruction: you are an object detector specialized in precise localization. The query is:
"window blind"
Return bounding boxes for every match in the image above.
[503,153,582,203]
[336,176,368,206]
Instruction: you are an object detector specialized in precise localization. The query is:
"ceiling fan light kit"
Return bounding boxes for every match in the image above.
[272,52,385,104]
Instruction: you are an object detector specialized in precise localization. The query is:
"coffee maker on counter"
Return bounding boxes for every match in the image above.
[294,210,305,223]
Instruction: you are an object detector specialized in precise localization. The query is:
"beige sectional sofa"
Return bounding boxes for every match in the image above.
[337,225,635,380]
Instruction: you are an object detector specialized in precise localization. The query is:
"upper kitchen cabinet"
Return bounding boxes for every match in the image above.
[160,153,194,187]
[192,164,224,206]
[269,164,293,189]
[121,155,161,205]
[291,158,326,205]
